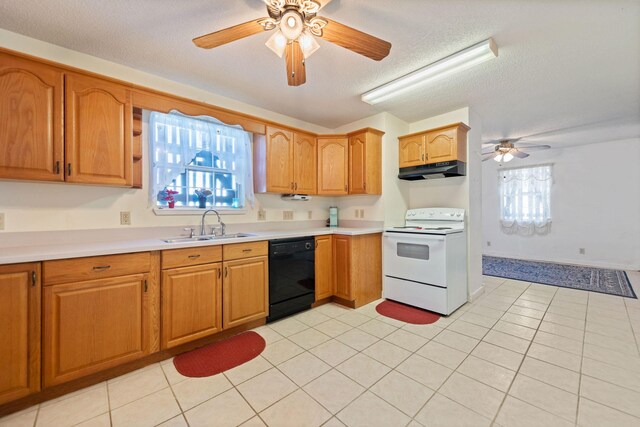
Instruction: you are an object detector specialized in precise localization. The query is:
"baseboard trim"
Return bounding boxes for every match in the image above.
[470,285,485,302]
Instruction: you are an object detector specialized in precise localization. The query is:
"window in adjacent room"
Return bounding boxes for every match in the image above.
[499,164,552,235]
[149,111,254,211]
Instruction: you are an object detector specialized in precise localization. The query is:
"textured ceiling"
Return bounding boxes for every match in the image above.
[0,0,638,145]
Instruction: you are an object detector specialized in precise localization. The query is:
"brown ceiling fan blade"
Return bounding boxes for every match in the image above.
[320,18,391,61]
[193,18,265,49]
[285,41,306,86]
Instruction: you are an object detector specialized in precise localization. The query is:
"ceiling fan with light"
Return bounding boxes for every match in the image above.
[192,0,392,86]
[482,139,551,163]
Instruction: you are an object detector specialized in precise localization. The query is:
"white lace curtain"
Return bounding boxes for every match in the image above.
[149,110,254,208]
[499,164,552,235]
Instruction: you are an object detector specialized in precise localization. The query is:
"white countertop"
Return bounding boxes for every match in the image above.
[0,226,383,265]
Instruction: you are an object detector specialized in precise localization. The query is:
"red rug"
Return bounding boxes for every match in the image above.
[173,331,266,377]
[376,300,441,324]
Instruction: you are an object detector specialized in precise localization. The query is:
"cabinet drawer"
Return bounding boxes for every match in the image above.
[223,241,268,261]
[162,246,223,269]
[43,252,151,285]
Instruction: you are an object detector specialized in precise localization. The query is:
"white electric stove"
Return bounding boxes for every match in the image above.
[383,208,468,315]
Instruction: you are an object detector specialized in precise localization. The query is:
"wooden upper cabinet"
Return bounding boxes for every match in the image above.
[65,73,132,186]
[317,137,348,195]
[0,53,64,182]
[265,126,294,193]
[348,129,383,195]
[0,263,41,405]
[293,132,317,194]
[398,123,469,167]
[398,134,425,168]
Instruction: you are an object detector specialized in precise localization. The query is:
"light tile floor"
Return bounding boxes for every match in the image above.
[2,272,640,427]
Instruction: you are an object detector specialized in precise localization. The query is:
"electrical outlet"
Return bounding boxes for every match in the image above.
[257,209,266,221]
[0,213,4,230]
[487,241,491,247]
[579,248,586,255]
[308,210,313,220]
[354,209,360,219]
[359,209,365,218]
[120,211,131,226]
[283,211,294,220]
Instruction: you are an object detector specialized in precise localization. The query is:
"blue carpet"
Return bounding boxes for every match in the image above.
[483,256,636,299]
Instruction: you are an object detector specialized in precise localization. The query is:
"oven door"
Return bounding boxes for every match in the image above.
[383,232,447,287]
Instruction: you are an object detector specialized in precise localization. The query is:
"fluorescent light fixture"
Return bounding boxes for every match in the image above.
[361,38,498,105]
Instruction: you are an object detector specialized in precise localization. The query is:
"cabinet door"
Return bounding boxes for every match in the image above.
[223,256,268,329]
[162,263,222,349]
[293,132,317,194]
[0,53,64,182]
[426,127,457,163]
[0,263,40,405]
[317,137,348,195]
[65,73,132,186]
[333,236,352,301]
[43,274,149,386]
[399,135,425,168]
[348,133,367,194]
[314,236,333,301]
[266,126,294,193]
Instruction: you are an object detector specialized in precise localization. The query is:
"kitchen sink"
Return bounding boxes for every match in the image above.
[162,233,255,244]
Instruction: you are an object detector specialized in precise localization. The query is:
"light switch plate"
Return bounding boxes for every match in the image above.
[258,209,266,221]
[283,211,294,220]
[0,212,4,230]
[120,211,131,225]
[308,210,313,220]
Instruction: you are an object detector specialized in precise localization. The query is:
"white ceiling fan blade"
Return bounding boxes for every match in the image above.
[482,153,497,162]
[511,150,530,159]
[517,144,551,152]
[482,137,522,145]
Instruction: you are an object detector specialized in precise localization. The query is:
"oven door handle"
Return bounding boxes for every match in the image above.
[383,233,446,243]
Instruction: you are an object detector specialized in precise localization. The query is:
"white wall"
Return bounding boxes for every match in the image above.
[0,29,339,232]
[483,138,640,270]
[407,107,484,299]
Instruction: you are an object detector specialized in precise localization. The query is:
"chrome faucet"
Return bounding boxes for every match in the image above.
[200,209,225,236]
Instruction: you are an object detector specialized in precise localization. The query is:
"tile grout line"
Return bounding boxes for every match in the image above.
[574,291,590,427]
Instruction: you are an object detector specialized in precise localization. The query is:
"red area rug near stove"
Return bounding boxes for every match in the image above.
[173,331,266,377]
[376,300,441,324]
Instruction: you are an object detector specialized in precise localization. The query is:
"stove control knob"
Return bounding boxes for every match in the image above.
[456,213,462,217]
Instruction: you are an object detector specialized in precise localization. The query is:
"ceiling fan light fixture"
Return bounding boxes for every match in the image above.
[266,30,288,57]
[298,29,320,58]
[280,10,304,40]
[502,152,514,162]
[493,154,503,163]
[361,38,498,105]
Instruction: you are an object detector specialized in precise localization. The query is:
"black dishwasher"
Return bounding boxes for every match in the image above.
[267,237,315,322]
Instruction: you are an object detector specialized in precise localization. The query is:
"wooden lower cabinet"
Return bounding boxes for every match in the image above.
[314,235,333,301]
[43,272,157,387]
[0,263,40,405]
[161,263,222,349]
[332,234,382,308]
[222,256,269,329]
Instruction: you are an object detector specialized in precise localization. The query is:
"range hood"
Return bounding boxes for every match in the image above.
[398,160,466,180]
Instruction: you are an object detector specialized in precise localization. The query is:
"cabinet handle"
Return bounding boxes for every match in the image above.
[224,267,228,277]
[294,182,298,191]
[363,182,366,190]
[92,265,111,271]
[144,279,148,293]
[217,268,221,279]
[242,249,252,253]
[67,163,72,176]
[422,153,425,162]
[55,161,60,175]
[344,184,348,191]
[31,271,36,287]
[188,254,201,259]
[425,153,428,161]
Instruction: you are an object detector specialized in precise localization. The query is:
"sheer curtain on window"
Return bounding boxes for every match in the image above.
[499,164,552,235]
[149,111,254,208]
